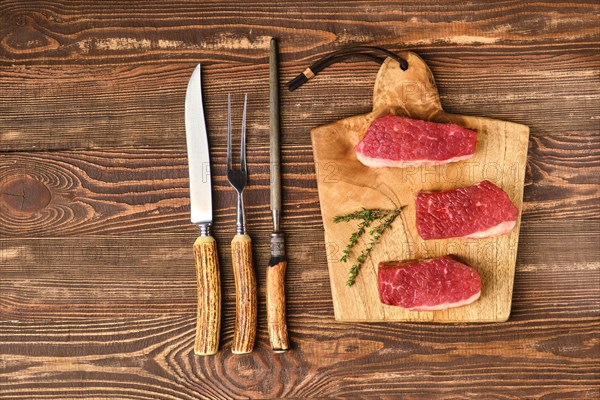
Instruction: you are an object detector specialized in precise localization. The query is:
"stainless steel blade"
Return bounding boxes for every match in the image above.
[185,64,212,225]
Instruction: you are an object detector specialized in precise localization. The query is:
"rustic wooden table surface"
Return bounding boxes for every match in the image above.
[1,1,599,399]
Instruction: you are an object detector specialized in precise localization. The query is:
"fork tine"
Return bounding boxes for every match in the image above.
[226,93,232,171]
[240,93,248,173]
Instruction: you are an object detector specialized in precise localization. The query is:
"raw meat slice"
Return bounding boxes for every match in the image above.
[378,256,482,311]
[416,180,518,240]
[355,115,477,168]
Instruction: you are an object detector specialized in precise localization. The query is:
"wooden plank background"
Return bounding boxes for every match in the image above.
[1,1,599,398]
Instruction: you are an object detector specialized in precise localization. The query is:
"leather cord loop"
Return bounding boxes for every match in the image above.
[287,46,408,91]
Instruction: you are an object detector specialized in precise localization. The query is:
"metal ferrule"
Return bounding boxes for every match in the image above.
[270,232,285,258]
[236,192,246,235]
[198,223,211,237]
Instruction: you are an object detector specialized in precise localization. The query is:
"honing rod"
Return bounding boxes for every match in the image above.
[266,37,290,352]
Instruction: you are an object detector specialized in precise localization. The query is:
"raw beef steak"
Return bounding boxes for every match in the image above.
[378,256,482,311]
[355,115,477,167]
[416,180,518,240]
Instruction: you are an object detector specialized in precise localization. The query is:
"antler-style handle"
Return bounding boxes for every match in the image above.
[267,258,289,352]
[193,235,221,355]
[231,234,257,354]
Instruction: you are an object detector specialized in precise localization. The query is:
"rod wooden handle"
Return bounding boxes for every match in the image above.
[193,236,221,356]
[267,259,289,352]
[231,234,257,354]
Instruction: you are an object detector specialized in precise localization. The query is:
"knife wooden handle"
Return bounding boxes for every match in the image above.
[193,235,221,356]
[267,258,289,352]
[231,234,257,354]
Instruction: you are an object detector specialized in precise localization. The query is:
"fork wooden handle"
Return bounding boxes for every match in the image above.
[193,236,221,355]
[231,234,257,354]
[267,258,289,352]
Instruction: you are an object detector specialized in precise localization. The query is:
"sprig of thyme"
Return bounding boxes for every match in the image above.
[335,208,384,262]
[339,217,371,263]
[334,207,403,286]
[332,208,389,224]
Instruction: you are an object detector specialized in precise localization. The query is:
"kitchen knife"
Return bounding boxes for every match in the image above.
[185,64,221,356]
[266,38,290,352]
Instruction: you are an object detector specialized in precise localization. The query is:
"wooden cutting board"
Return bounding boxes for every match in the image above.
[311,52,529,322]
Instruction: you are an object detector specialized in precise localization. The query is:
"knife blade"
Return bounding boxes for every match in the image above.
[185,64,221,356]
[186,65,212,225]
[266,38,290,352]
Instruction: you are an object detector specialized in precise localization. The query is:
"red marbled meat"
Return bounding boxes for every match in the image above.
[378,256,482,311]
[416,180,519,240]
[355,115,477,167]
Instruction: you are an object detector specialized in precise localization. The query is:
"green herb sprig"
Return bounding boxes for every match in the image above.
[334,207,403,286]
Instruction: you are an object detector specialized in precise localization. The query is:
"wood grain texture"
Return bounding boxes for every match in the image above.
[1,0,599,398]
[0,138,597,239]
[0,2,598,152]
[266,260,290,352]
[0,58,597,152]
[230,234,257,354]
[1,224,599,397]
[193,235,221,356]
